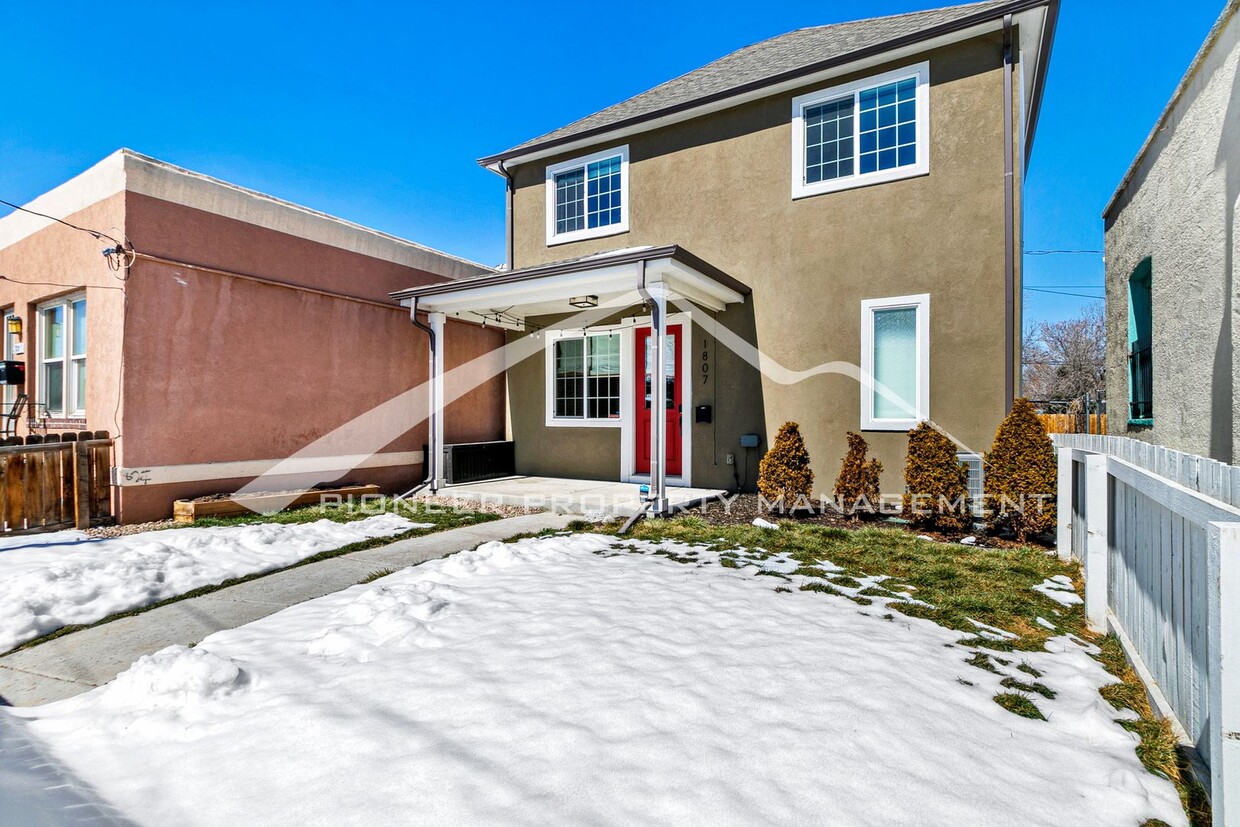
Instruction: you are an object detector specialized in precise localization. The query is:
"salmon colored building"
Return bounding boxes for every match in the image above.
[0,150,506,523]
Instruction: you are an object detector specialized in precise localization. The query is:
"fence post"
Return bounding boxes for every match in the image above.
[1208,522,1240,826]
[1084,453,1109,631]
[1057,445,1073,560]
[73,441,90,530]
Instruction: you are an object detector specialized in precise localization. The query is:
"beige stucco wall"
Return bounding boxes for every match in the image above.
[505,32,1021,494]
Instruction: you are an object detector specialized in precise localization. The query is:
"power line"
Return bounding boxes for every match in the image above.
[0,198,134,274]
[1024,287,1106,299]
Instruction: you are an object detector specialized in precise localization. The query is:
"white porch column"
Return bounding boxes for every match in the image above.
[649,284,668,514]
[429,311,446,492]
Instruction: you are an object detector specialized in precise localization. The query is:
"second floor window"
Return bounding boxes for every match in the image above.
[1128,259,1153,425]
[792,62,930,199]
[545,146,629,245]
[38,294,86,418]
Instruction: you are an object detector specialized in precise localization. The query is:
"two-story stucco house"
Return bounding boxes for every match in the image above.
[1104,1,1240,463]
[396,0,1059,511]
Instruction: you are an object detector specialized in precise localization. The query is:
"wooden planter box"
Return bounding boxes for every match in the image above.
[173,484,381,523]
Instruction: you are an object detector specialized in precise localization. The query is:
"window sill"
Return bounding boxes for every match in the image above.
[545,417,623,429]
[793,166,929,200]
[546,224,629,247]
[861,417,923,432]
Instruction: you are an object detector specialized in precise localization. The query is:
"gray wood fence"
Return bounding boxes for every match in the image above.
[1055,434,1239,826]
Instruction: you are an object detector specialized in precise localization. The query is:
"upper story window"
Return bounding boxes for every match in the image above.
[545,146,629,246]
[791,62,930,200]
[37,294,86,418]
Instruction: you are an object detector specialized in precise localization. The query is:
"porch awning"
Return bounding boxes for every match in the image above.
[390,245,749,328]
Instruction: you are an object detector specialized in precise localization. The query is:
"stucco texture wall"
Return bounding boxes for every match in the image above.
[1104,9,1240,462]
[506,33,1020,494]
[113,194,505,521]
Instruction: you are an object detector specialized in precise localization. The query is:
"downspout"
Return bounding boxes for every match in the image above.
[498,161,515,269]
[1003,14,1017,410]
[401,297,437,498]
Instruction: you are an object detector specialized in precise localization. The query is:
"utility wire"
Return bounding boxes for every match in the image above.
[0,198,124,248]
[1023,287,1105,299]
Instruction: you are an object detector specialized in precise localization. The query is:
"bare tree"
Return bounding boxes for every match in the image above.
[1022,302,1106,404]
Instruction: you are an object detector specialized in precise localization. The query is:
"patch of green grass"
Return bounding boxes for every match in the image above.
[359,568,397,584]
[565,519,596,532]
[1016,662,1043,679]
[993,692,1045,720]
[966,652,1001,674]
[1000,677,1056,700]
[828,575,863,589]
[800,582,844,597]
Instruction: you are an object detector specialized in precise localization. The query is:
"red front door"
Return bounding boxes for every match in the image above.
[635,325,682,476]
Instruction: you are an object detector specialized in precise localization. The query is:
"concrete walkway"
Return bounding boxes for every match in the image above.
[0,512,569,707]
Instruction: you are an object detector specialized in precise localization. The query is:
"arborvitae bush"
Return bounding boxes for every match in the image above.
[903,421,971,532]
[833,432,882,519]
[758,422,815,508]
[985,398,1057,542]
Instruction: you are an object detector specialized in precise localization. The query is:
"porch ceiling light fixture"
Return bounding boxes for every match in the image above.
[569,295,598,308]
[5,316,20,337]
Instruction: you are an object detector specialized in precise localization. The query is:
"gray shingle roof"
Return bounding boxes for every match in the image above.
[483,0,1018,165]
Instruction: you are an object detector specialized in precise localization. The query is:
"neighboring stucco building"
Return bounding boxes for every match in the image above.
[1103,1,1240,462]
[0,150,506,522]
[396,0,1058,506]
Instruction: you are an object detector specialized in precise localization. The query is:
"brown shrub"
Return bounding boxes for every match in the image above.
[903,421,971,532]
[985,398,1057,542]
[758,422,815,508]
[833,432,882,519]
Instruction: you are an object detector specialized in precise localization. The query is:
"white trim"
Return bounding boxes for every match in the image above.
[860,292,930,431]
[544,145,630,246]
[113,451,423,488]
[619,313,692,486]
[791,61,930,200]
[544,328,624,429]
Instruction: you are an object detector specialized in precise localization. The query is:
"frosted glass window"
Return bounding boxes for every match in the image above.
[872,307,918,420]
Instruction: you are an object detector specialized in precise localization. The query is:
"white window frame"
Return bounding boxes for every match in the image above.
[36,293,86,418]
[545,145,630,246]
[544,329,624,428]
[791,62,931,200]
[2,308,16,411]
[860,293,930,431]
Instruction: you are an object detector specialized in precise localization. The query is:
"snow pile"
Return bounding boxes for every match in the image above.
[9,533,1186,826]
[1034,574,1084,606]
[0,514,429,652]
[101,646,250,712]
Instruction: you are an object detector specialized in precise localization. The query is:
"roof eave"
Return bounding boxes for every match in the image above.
[479,0,1059,171]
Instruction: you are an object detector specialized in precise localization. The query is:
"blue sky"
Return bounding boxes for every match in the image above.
[0,1,1226,324]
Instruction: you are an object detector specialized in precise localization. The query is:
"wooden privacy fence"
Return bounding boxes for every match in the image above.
[0,434,113,534]
[1055,434,1239,826]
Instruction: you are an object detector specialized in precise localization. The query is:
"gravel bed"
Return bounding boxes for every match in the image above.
[415,496,545,519]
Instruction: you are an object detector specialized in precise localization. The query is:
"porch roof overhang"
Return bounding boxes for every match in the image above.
[390,245,749,329]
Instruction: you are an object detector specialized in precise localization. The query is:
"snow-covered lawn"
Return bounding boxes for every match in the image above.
[8,533,1185,826]
[0,515,428,653]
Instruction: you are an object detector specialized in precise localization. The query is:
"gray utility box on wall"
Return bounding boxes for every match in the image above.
[0,361,25,385]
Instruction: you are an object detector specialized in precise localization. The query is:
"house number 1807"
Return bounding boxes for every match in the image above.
[702,340,710,385]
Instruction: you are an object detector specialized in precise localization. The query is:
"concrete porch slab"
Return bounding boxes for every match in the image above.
[421,476,728,518]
